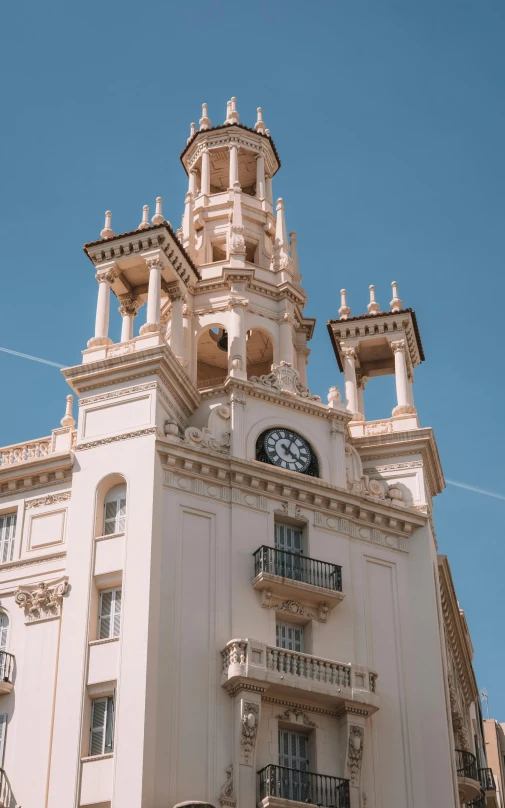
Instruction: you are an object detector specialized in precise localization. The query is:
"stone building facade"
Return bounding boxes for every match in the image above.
[0,99,494,808]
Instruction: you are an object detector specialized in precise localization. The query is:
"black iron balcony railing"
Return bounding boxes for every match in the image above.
[258,764,350,808]
[455,749,478,782]
[253,546,343,592]
[467,792,486,808]
[479,767,496,791]
[0,653,14,685]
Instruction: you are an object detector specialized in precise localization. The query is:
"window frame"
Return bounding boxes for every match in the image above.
[89,695,115,757]
[276,621,304,653]
[103,487,127,537]
[97,588,122,640]
[0,513,16,564]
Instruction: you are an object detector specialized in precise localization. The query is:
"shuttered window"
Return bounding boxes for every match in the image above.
[274,523,303,580]
[279,729,309,801]
[276,621,304,652]
[0,515,16,564]
[98,589,122,640]
[103,485,127,536]
[90,696,114,756]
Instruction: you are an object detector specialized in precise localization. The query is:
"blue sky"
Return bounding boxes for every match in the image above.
[1,2,504,717]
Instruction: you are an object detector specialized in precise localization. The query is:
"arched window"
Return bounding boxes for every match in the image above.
[103,484,127,536]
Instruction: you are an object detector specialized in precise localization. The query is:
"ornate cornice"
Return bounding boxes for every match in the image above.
[438,555,478,705]
[75,427,159,452]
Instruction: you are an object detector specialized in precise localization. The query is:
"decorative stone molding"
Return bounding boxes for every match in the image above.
[166,280,185,302]
[95,266,119,284]
[75,427,158,451]
[80,383,158,407]
[274,501,305,521]
[347,726,364,786]
[314,511,408,553]
[390,339,406,354]
[250,362,320,402]
[327,386,342,405]
[240,702,260,765]
[0,438,53,468]
[275,708,317,728]
[364,420,394,436]
[345,444,387,499]
[107,342,136,358]
[25,492,71,509]
[184,405,231,455]
[118,297,141,317]
[261,590,330,623]
[15,577,69,623]
[219,764,236,808]
[341,346,357,360]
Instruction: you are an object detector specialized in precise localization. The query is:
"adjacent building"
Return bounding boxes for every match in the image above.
[0,98,497,808]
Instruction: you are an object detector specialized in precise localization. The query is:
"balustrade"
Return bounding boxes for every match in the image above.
[0,438,53,468]
[266,646,351,687]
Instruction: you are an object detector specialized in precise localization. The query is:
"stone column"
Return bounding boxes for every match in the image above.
[140,256,162,335]
[329,418,347,488]
[228,298,247,380]
[256,153,265,200]
[357,375,368,420]
[229,144,239,188]
[201,148,210,200]
[341,346,361,420]
[118,297,141,343]
[167,283,185,364]
[279,313,295,366]
[182,303,194,379]
[297,348,310,387]
[265,174,273,208]
[230,391,246,459]
[88,266,117,347]
[391,340,415,415]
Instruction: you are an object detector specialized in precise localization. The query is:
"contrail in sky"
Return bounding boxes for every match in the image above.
[0,346,66,369]
[446,479,505,502]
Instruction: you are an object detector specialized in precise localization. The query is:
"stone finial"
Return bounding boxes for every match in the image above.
[327,386,342,407]
[255,107,266,134]
[138,205,150,230]
[100,210,114,240]
[390,280,403,312]
[60,394,76,428]
[199,103,210,130]
[339,289,351,320]
[367,284,380,315]
[152,197,164,225]
[289,231,301,281]
[188,122,196,142]
[230,97,239,123]
[265,129,271,136]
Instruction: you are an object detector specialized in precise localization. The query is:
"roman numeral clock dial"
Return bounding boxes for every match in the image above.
[261,428,312,473]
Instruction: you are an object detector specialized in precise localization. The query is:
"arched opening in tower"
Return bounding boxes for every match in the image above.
[196,326,229,389]
[246,329,273,379]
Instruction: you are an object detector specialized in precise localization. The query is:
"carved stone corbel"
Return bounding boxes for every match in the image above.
[15,577,69,623]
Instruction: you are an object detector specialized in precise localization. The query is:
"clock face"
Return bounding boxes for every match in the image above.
[263,429,312,473]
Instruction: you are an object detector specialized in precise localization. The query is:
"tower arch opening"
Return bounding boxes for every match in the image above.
[197,325,229,389]
[246,328,274,379]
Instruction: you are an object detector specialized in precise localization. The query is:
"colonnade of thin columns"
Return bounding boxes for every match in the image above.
[340,340,416,420]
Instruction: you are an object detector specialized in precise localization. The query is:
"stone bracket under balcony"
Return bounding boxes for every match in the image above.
[221,639,379,714]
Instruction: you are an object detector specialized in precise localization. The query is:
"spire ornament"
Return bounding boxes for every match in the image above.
[152,197,164,225]
[60,395,76,428]
[367,285,380,315]
[138,205,150,230]
[271,199,292,271]
[390,280,403,312]
[254,107,266,134]
[339,289,351,320]
[199,103,210,130]
[100,210,114,240]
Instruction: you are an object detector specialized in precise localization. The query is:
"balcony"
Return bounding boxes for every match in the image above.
[252,547,345,611]
[478,768,498,808]
[258,764,350,808]
[0,769,13,807]
[221,639,378,712]
[0,653,14,695]
[456,750,481,804]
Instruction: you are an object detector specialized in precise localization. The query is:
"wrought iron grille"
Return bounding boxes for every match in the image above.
[258,764,350,808]
[455,749,478,782]
[478,767,495,791]
[253,546,342,592]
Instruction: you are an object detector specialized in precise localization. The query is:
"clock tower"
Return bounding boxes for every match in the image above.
[0,99,467,808]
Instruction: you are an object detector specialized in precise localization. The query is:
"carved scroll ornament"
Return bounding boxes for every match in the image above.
[15,577,69,622]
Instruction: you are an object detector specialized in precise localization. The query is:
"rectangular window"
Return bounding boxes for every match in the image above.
[104,497,126,536]
[274,523,303,580]
[98,589,122,640]
[279,729,309,801]
[90,696,114,756]
[276,621,304,652]
[0,515,16,564]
